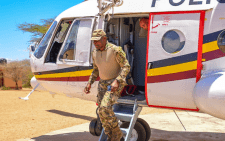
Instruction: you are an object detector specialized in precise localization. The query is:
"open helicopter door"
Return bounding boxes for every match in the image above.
[146,11,205,111]
[57,17,98,100]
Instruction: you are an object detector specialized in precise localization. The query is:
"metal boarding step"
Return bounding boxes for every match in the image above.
[118,87,147,105]
[117,94,147,105]
[99,99,142,141]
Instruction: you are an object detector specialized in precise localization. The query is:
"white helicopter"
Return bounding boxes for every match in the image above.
[23,0,225,140]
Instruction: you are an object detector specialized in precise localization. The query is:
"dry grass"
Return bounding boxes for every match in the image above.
[0,88,173,141]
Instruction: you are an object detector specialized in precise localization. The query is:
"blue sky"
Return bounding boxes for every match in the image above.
[0,0,84,61]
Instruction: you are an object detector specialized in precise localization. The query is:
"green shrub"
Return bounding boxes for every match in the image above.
[1,86,11,90]
[22,83,32,88]
[22,73,33,88]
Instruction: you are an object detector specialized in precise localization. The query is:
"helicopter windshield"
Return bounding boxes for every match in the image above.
[33,21,57,59]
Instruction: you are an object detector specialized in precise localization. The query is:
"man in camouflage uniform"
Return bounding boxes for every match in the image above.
[84,29,130,141]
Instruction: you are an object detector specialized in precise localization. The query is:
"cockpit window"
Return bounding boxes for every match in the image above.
[33,21,57,59]
[45,20,72,63]
[59,20,80,60]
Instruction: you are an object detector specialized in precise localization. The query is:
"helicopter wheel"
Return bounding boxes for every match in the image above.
[137,118,151,141]
[89,118,103,136]
[89,118,97,136]
[120,121,146,141]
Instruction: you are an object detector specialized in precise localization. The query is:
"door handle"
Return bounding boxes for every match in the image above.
[147,62,153,69]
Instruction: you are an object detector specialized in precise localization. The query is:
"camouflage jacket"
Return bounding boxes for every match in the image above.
[88,41,130,85]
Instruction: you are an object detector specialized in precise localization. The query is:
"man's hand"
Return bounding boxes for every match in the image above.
[111,79,119,92]
[84,83,91,94]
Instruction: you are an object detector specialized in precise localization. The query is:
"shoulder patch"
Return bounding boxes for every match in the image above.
[114,46,126,57]
[107,43,126,57]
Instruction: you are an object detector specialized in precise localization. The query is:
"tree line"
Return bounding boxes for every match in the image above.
[0,59,33,90]
[0,17,53,90]
[2,18,55,90]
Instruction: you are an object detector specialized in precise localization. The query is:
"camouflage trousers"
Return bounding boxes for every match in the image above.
[97,78,126,136]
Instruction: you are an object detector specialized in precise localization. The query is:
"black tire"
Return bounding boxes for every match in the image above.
[137,118,151,141]
[120,121,146,141]
[95,119,103,136]
[89,118,97,136]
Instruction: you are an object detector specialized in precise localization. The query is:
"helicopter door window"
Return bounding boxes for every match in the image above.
[59,20,80,60]
[161,30,186,54]
[217,30,225,53]
[59,18,94,64]
[45,20,72,63]
[33,21,57,59]
[75,19,94,63]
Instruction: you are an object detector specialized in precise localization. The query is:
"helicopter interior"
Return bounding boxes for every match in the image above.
[105,16,148,104]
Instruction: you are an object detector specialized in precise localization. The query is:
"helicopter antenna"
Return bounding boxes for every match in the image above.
[173,110,186,131]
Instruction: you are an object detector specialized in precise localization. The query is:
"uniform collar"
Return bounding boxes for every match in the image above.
[96,41,110,51]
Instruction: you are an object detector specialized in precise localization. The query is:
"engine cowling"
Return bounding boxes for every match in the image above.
[193,71,225,120]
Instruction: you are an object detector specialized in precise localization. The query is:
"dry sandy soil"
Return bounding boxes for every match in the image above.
[0,88,173,141]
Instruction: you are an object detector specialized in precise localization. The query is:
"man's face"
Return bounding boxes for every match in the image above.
[139,19,149,30]
[93,37,107,51]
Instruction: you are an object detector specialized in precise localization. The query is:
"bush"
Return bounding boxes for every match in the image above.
[1,86,11,90]
[22,73,33,88]
[22,83,32,88]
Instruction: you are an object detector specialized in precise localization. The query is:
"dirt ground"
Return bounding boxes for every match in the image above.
[0,88,173,141]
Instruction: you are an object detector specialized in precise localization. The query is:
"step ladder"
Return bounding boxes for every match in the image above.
[99,99,142,141]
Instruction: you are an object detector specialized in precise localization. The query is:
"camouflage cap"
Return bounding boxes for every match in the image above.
[90,29,106,40]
